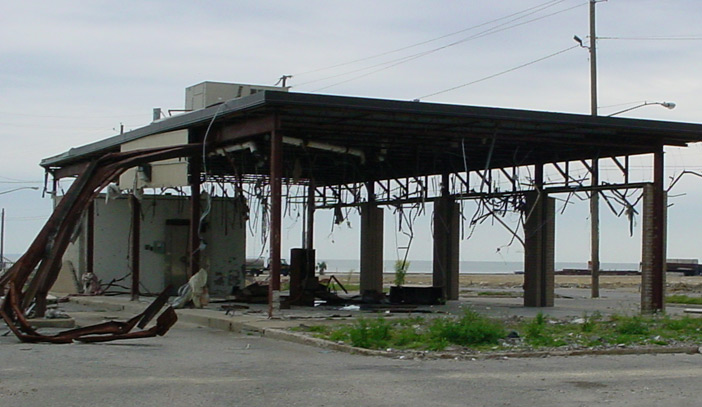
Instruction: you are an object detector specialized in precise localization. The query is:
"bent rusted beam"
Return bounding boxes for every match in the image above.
[0,143,199,343]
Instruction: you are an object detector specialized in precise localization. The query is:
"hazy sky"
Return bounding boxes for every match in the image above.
[2,0,701,265]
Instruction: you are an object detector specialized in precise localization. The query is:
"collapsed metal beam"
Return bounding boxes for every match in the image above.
[0,143,200,343]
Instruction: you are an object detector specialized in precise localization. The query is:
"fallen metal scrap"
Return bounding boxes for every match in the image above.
[0,144,200,343]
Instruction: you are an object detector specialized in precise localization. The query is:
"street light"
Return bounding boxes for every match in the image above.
[607,101,677,117]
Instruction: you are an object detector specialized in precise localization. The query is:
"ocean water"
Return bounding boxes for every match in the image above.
[320,259,640,275]
[3,253,639,275]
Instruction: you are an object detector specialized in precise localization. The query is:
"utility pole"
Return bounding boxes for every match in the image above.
[589,0,601,298]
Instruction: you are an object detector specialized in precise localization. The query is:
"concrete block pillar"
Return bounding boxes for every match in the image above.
[433,197,460,301]
[641,184,667,313]
[523,191,555,307]
[360,203,383,294]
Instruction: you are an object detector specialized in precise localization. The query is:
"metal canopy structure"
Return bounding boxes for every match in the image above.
[35,90,702,317]
[43,91,702,185]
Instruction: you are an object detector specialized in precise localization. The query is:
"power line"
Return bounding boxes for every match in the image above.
[599,36,702,41]
[418,45,580,99]
[306,2,586,91]
[293,0,570,78]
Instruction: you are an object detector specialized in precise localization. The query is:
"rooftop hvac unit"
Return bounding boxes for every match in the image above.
[185,81,288,111]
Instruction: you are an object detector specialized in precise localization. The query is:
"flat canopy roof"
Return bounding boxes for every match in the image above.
[42,91,702,186]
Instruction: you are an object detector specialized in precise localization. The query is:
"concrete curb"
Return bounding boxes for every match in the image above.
[261,327,701,360]
[66,295,702,360]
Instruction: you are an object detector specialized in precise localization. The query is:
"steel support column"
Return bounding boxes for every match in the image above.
[130,194,141,301]
[269,130,283,317]
[188,154,201,279]
[305,180,315,250]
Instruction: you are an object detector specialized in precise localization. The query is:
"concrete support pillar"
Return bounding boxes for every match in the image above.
[130,194,141,301]
[360,203,384,294]
[523,191,556,307]
[432,197,460,301]
[641,148,666,312]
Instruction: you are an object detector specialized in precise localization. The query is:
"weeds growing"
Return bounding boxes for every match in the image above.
[298,310,702,353]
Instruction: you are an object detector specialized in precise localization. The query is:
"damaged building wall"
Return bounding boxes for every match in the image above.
[62,194,246,297]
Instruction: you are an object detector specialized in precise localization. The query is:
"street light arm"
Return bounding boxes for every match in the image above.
[0,186,39,196]
[607,101,676,117]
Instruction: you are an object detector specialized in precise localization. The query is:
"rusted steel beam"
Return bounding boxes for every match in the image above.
[0,143,199,343]
[269,129,283,317]
[305,180,315,250]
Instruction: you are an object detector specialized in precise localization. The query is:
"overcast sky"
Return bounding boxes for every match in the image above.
[1,0,701,266]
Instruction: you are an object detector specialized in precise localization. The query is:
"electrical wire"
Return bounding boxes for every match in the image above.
[301,2,586,91]
[293,0,570,78]
[418,44,579,99]
[598,36,702,41]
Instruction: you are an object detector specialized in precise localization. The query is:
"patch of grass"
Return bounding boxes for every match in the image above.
[614,315,650,335]
[522,312,567,347]
[428,310,506,349]
[348,318,393,349]
[667,295,702,305]
[297,310,702,352]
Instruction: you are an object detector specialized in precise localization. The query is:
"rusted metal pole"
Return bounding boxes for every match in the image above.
[130,194,141,301]
[269,130,283,317]
[87,200,94,276]
[305,180,315,250]
[652,147,665,310]
[189,154,202,279]
[590,159,600,298]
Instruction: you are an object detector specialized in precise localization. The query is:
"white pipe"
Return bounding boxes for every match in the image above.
[282,136,365,164]
[212,141,257,156]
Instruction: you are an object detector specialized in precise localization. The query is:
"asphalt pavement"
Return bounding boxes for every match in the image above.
[2,302,702,407]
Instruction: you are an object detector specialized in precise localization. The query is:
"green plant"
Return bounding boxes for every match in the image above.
[428,309,506,349]
[667,295,702,305]
[614,315,650,336]
[348,318,392,349]
[394,259,410,286]
[316,261,327,276]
